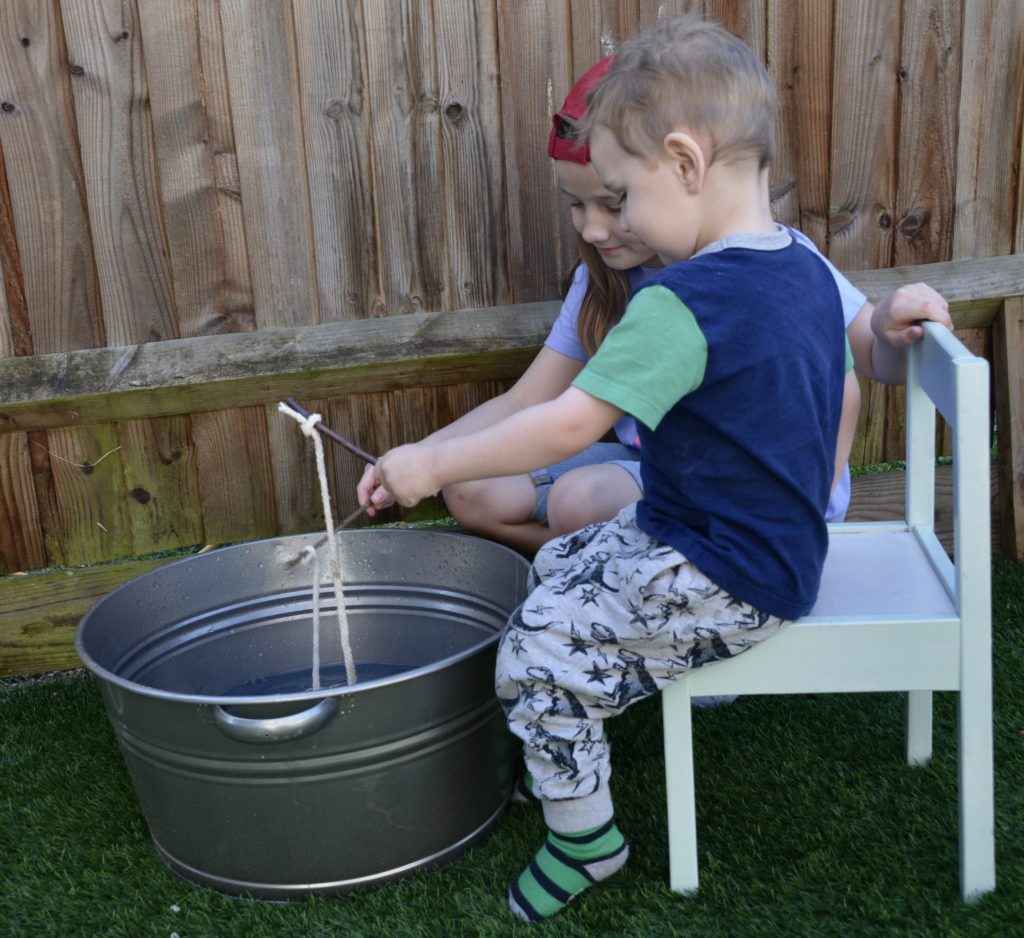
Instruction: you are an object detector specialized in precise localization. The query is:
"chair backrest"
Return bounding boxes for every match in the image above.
[905,320,991,656]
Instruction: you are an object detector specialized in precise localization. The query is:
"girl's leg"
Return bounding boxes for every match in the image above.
[442,475,553,555]
[545,462,642,536]
[443,443,640,556]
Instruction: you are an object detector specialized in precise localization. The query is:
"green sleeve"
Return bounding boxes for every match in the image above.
[572,285,708,431]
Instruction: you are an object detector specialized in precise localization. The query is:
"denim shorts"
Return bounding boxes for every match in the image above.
[529,442,642,523]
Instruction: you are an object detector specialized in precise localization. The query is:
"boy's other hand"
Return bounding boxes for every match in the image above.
[356,461,393,517]
[871,282,952,348]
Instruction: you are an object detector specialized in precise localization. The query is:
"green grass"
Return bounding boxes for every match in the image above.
[2,557,1022,937]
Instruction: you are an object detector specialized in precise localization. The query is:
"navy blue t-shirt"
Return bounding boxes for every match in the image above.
[574,239,846,620]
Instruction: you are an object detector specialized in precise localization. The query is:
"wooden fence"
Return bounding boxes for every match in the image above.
[1,0,1023,591]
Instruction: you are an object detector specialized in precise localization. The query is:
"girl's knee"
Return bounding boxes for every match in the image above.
[443,477,538,535]
[547,467,638,536]
[547,488,597,536]
[442,480,489,530]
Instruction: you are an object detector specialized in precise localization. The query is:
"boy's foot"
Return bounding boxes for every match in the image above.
[510,773,539,805]
[508,818,628,922]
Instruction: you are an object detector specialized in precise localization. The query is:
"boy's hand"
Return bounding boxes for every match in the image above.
[356,462,393,517]
[871,283,952,348]
[373,443,441,509]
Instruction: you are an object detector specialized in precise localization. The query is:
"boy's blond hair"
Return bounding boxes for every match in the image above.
[585,14,776,170]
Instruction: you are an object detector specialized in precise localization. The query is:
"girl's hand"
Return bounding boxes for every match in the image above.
[373,444,441,509]
[871,283,952,348]
[356,462,394,517]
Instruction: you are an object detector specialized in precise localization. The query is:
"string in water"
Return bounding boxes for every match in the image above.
[279,401,358,688]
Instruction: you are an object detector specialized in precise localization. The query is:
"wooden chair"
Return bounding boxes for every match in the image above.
[662,322,995,901]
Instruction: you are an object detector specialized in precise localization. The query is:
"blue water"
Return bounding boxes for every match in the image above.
[220,661,411,696]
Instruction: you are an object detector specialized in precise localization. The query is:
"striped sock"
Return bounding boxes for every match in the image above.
[510,773,539,805]
[508,819,628,922]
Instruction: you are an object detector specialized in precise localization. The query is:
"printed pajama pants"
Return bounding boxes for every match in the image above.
[495,503,787,832]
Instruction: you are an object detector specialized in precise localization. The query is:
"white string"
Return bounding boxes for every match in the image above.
[301,545,321,690]
[279,401,358,688]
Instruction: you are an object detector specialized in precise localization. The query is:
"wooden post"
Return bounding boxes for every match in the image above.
[993,296,1024,561]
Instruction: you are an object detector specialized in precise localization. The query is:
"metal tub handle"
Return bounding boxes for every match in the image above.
[213,697,339,744]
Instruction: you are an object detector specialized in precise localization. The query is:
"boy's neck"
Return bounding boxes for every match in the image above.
[694,163,775,251]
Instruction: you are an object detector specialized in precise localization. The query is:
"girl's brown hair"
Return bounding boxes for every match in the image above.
[564,234,632,357]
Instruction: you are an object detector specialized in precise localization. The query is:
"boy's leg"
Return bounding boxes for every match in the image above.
[496,505,785,920]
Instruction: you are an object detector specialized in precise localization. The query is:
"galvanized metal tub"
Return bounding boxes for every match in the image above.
[75,528,530,898]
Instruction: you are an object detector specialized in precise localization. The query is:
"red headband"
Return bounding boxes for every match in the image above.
[547,56,614,164]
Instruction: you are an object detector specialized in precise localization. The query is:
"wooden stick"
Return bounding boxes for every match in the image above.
[284,398,377,464]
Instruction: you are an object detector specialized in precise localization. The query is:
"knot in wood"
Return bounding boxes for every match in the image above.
[444,100,465,124]
[899,211,926,238]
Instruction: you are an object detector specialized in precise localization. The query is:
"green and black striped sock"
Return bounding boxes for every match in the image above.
[508,818,628,922]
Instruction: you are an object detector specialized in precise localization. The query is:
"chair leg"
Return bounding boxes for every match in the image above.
[662,681,699,894]
[958,683,996,900]
[905,690,933,766]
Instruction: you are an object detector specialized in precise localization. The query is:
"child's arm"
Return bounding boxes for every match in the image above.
[356,347,585,514]
[847,283,952,385]
[370,387,623,510]
[832,370,861,496]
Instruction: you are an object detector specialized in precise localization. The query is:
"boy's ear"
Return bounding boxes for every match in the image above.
[663,132,706,192]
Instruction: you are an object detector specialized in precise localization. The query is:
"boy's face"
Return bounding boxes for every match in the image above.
[589,126,701,265]
[554,160,658,271]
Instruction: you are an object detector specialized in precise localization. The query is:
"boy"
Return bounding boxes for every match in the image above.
[363,15,947,922]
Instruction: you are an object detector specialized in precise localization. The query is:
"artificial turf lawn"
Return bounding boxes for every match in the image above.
[2,556,1021,938]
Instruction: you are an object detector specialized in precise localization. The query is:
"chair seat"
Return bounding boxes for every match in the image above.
[680,523,960,696]
[809,524,955,619]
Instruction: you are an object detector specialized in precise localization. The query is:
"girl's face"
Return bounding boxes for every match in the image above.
[554,159,659,270]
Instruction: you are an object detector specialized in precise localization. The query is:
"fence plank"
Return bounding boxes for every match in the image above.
[196,0,254,329]
[219,0,323,531]
[59,0,176,344]
[35,424,132,566]
[0,432,44,574]
[0,0,105,352]
[293,0,382,321]
[893,0,960,268]
[953,0,1024,260]
[434,0,509,310]
[994,297,1024,561]
[362,1,445,314]
[218,0,318,327]
[189,405,276,545]
[0,554,179,676]
[190,0,274,545]
[828,0,898,272]
[706,0,766,58]
[0,174,44,573]
[136,0,231,338]
[497,0,572,300]
[62,0,202,559]
[570,0,639,62]
[831,0,918,468]
[115,417,202,554]
[767,0,833,243]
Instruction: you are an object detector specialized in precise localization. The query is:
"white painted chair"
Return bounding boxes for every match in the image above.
[662,321,995,901]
